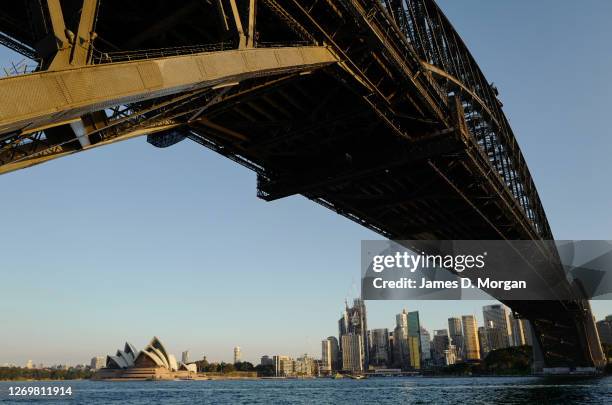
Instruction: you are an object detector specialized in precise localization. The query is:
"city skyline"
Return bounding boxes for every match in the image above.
[1,0,611,366]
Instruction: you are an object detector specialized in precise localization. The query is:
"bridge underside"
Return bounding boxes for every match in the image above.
[0,0,605,369]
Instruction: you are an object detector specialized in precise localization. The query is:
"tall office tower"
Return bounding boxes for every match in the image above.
[341,333,364,373]
[328,336,340,370]
[484,320,507,351]
[432,329,450,366]
[447,317,464,359]
[181,350,190,364]
[478,327,491,358]
[482,304,512,348]
[233,346,241,364]
[419,327,432,362]
[388,331,395,366]
[461,315,481,361]
[510,315,527,346]
[25,360,33,369]
[393,310,409,369]
[444,344,457,366]
[369,328,390,367]
[407,311,421,369]
[596,319,612,344]
[322,337,340,372]
[338,298,369,371]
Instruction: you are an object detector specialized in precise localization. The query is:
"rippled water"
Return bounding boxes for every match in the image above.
[1,376,611,404]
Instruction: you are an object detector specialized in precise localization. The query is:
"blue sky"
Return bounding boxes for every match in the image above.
[0,1,611,366]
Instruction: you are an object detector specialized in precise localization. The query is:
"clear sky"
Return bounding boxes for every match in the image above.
[0,1,611,366]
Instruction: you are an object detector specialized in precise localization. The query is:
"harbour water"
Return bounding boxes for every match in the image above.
[1,376,611,404]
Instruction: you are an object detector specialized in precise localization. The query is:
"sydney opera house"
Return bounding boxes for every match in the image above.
[94,337,197,380]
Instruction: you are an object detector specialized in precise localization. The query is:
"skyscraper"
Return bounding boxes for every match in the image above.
[478,327,491,358]
[447,317,464,359]
[322,336,340,373]
[369,328,390,367]
[484,320,507,351]
[181,350,190,364]
[338,298,369,371]
[419,327,432,362]
[407,311,421,370]
[461,315,480,361]
[510,315,528,346]
[432,329,450,366]
[341,334,364,373]
[233,346,241,364]
[482,305,512,348]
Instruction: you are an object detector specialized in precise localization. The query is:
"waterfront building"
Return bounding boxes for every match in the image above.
[461,315,481,361]
[338,298,369,371]
[322,339,332,373]
[273,355,294,377]
[95,337,196,380]
[369,328,390,367]
[90,356,106,370]
[483,305,512,347]
[448,317,464,360]
[295,354,315,376]
[181,350,190,365]
[260,355,274,366]
[233,346,241,364]
[341,333,364,373]
[25,360,33,369]
[419,327,432,363]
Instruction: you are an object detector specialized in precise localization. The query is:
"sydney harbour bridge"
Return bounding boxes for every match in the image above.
[0,0,605,371]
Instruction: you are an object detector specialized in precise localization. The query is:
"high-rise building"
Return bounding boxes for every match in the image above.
[25,360,33,369]
[260,355,274,366]
[181,350,190,364]
[444,344,457,366]
[478,327,491,358]
[510,316,528,347]
[369,328,390,367]
[596,318,612,344]
[447,317,464,359]
[461,315,481,361]
[341,333,364,373]
[419,327,432,362]
[407,311,421,369]
[322,337,340,372]
[233,346,241,364]
[392,309,421,370]
[90,356,105,370]
[432,329,450,366]
[338,298,369,371]
[482,305,512,348]
[484,320,507,351]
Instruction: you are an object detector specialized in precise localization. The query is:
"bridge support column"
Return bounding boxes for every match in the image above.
[529,324,545,374]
